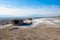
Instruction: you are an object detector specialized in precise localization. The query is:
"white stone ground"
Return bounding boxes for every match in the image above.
[0,24,12,28]
[0,18,60,28]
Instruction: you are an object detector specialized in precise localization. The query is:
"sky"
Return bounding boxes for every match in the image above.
[0,0,60,17]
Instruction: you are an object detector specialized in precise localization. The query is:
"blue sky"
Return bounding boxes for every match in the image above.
[0,0,60,17]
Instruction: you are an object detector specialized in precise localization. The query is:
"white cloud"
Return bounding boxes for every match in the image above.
[0,6,60,17]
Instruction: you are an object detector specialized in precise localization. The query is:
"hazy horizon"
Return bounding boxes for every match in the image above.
[0,0,60,17]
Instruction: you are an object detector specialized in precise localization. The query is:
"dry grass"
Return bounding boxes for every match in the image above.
[0,24,60,40]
